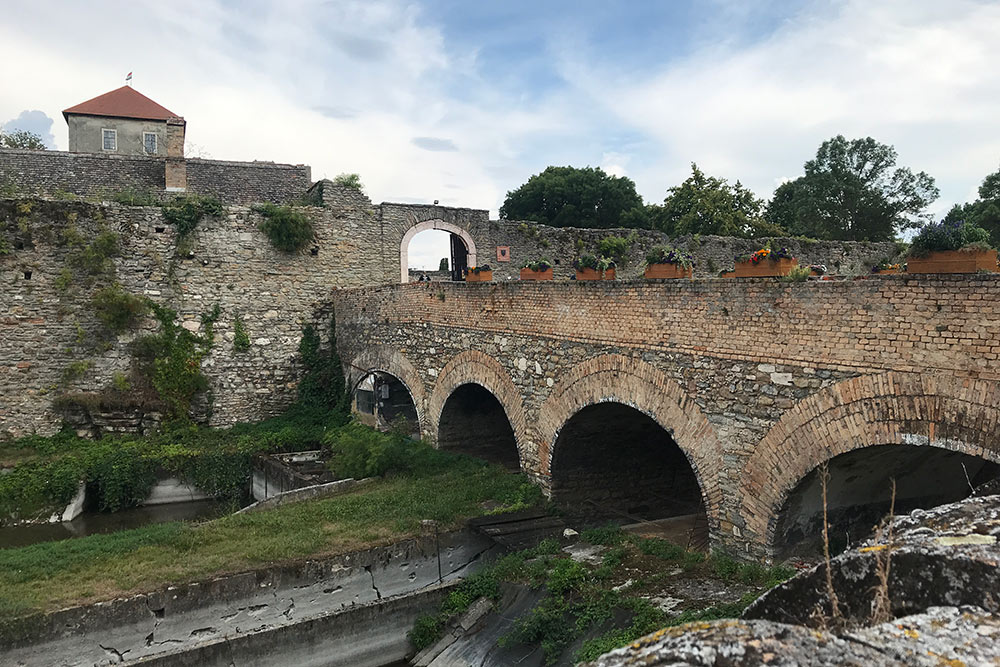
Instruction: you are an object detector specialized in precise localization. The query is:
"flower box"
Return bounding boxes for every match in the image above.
[644,263,692,279]
[603,267,616,281]
[734,257,798,277]
[873,269,902,275]
[465,270,493,282]
[576,268,602,281]
[520,267,553,281]
[906,249,998,274]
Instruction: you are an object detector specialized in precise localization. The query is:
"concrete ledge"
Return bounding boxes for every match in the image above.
[237,477,375,514]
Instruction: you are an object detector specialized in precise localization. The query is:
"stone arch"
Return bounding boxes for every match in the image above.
[537,353,723,528]
[427,350,528,460]
[740,371,1000,555]
[348,346,427,432]
[399,219,478,283]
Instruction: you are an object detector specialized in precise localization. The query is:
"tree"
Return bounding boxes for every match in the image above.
[500,166,643,229]
[0,129,46,150]
[438,257,449,271]
[943,164,1000,246]
[765,135,938,241]
[655,163,781,237]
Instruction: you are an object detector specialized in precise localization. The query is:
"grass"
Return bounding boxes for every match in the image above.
[0,448,539,621]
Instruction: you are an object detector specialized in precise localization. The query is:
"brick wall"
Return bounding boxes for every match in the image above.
[0,149,311,205]
[332,277,1000,555]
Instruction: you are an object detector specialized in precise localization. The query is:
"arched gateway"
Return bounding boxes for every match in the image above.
[399,219,478,283]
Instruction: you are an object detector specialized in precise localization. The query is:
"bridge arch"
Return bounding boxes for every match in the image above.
[741,371,1000,557]
[427,350,527,468]
[538,354,722,531]
[399,219,478,283]
[348,347,427,433]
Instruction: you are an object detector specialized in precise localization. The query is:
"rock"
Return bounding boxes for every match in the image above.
[743,495,1000,628]
[563,528,579,538]
[583,607,1000,666]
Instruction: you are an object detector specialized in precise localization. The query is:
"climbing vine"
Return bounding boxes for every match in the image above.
[232,314,251,352]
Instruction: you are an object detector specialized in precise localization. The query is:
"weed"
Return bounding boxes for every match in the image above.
[161,195,223,238]
[232,314,250,352]
[253,203,314,252]
[91,284,148,334]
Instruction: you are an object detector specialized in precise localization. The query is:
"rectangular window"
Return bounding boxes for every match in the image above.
[102,128,117,151]
[143,132,157,154]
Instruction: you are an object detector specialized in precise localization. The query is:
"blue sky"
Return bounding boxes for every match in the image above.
[2,0,1000,268]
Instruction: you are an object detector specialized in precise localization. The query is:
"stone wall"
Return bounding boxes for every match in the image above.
[0,195,382,439]
[0,149,311,205]
[332,277,1000,554]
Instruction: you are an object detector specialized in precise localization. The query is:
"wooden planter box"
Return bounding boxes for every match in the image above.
[734,257,798,277]
[873,269,902,275]
[906,249,998,274]
[576,268,601,281]
[465,270,493,282]
[644,263,692,279]
[519,267,553,281]
[603,267,616,281]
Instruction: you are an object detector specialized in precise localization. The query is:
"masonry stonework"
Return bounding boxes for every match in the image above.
[333,278,1000,556]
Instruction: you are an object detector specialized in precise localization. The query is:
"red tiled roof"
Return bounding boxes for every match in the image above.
[62,86,180,122]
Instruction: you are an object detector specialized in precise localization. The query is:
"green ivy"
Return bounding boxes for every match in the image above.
[253,203,314,252]
[232,314,250,352]
[132,301,220,421]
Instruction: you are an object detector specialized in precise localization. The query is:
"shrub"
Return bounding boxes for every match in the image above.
[325,423,412,478]
[597,235,630,262]
[573,254,614,271]
[161,195,224,238]
[779,266,812,283]
[254,203,314,252]
[333,173,364,191]
[645,245,694,267]
[908,219,992,257]
[112,187,158,207]
[91,284,148,333]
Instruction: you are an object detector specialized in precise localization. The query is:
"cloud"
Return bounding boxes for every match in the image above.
[411,137,458,152]
[2,110,56,148]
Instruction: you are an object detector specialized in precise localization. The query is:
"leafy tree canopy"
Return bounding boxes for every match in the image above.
[0,129,46,150]
[333,173,364,191]
[500,166,643,229]
[656,163,782,237]
[765,135,938,241]
[943,163,1000,247]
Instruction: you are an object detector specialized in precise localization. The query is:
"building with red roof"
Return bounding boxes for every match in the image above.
[63,86,185,159]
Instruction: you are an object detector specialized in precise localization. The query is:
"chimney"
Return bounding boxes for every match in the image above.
[165,117,187,192]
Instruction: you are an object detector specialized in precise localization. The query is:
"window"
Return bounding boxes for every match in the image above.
[102,128,117,151]
[143,132,158,154]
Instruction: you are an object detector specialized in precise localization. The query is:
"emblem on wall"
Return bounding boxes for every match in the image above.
[496,246,511,262]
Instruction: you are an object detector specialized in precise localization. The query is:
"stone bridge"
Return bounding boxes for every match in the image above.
[334,274,1000,559]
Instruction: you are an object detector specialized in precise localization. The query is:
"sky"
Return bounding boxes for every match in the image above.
[2,0,1000,269]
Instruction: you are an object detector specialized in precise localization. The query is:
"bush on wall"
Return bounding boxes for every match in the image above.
[254,203,314,252]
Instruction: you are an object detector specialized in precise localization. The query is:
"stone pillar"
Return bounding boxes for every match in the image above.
[165,117,187,192]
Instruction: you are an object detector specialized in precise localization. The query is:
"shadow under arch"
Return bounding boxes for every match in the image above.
[537,354,723,537]
[427,350,528,469]
[740,371,1000,557]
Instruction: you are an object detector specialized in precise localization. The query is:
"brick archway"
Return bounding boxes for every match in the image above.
[427,350,527,461]
[399,219,478,284]
[348,346,427,432]
[740,371,1000,556]
[537,353,723,530]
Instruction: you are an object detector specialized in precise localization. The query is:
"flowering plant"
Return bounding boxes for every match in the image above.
[521,258,553,271]
[734,246,794,264]
[908,220,992,258]
[645,245,694,268]
[574,254,615,271]
[871,259,902,273]
[465,265,491,275]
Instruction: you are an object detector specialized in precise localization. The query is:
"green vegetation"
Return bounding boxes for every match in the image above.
[779,265,813,283]
[908,219,992,257]
[645,245,694,267]
[254,203,315,252]
[411,524,794,665]
[766,135,939,241]
[111,187,158,207]
[438,257,449,271]
[944,163,1000,247]
[91,284,148,334]
[0,129,46,150]
[232,314,250,352]
[0,442,538,620]
[161,195,224,238]
[333,172,364,191]
[131,302,220,420]
[597,233,637,263]
[521,258,553,271]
